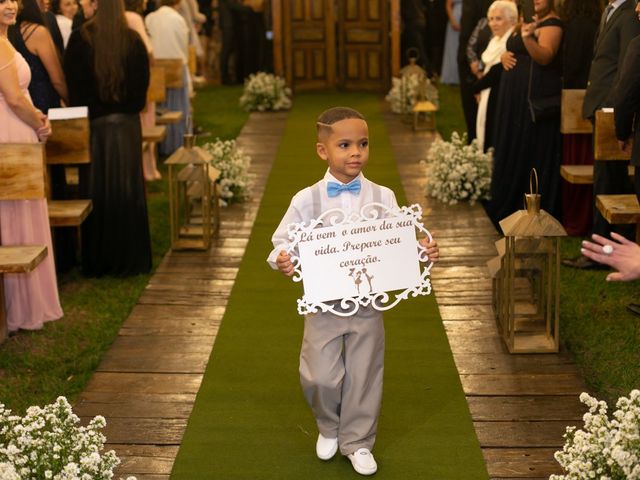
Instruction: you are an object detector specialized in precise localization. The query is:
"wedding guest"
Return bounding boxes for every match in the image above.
[64,0,152,276]
[441,0,462,84]
[0,0,63,331]
[425,0,447,75]
[145,0,190,155]
[472,0,517,152]
[563,0,640,270]
[458,0,491,140]
[71,0,96,30]
[51,0,77,47]
[485,0,563,226]
[8,0,68,112]
[559,0,601,236]
[124,0,161,181]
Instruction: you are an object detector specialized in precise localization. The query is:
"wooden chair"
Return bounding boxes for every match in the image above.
[560,164,635,185]
[594,110,632,161]
[0,143,50,342]
[155,58,184,89]
[596,194,640,242]
[46,109,93,227]
[560,89,592,134]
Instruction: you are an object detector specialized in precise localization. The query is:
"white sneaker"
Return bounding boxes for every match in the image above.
[347,448,377,475]
[316,433,338,460]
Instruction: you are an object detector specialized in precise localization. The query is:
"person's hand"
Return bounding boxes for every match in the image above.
[474,93,481,103]
[618,138,631,153]
[451,20,461,32]
[470,60,481,78]
[420,237,439,263]
[581,232,640,281]
[36,113,51,142]
[501,51,516,71]
[276,250,295,277]
[521,20,537,39]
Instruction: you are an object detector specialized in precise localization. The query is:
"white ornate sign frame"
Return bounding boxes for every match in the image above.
[286,202,433,317]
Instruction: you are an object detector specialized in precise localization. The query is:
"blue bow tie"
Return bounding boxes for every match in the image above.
[327,179,361,197]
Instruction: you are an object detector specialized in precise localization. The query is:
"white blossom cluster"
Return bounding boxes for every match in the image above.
[385,74,421,114]
[0,396,134,480]
[238,72,292,112]
[421,131,492,205]
[203,139,254,206]
[551,390,640,480]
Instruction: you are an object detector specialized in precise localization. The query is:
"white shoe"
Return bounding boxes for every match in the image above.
[316,433,338,460]
[347,448,377,475]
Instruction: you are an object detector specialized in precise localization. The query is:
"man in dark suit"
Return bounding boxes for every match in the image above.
[563,0,640,270]
[457,0,491,142]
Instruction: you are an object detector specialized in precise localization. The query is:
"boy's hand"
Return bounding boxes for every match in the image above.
[420,237,439,263]
[276,250,295,276]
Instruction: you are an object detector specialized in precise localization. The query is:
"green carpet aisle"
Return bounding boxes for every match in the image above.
[170,93,488,479]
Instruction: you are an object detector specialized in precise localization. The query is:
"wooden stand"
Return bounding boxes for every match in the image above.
[560,164,634,185]
[596,194,640,242]
[148,66,167,104]
[412,101,437,131]
[155,59,185,89]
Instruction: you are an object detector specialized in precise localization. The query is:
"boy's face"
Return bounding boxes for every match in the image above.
[316,118,369,184]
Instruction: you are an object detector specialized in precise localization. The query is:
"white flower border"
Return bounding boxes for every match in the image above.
[286,202,433,317]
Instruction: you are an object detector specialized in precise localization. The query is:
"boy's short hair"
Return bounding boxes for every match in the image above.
[316,107,365,140]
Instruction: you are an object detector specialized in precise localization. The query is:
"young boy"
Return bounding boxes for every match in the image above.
[266,107,439,476]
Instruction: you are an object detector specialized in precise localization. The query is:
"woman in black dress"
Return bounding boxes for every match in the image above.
[64,0,151,276]
[485,0,563,226]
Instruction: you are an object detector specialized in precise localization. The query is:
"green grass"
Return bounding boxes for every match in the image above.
[560,238,640,406]
[0,85,249,413]
[436,84,466,141]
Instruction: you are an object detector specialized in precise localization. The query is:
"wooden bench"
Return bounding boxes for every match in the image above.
[560,164,635,185]
[0,246,48,342]
[596,194,640,242]
[147,65,166,104]
[155,58,184,89]
[156,110,183,125]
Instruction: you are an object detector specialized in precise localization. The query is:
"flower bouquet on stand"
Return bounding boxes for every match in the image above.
[0,396,134,480]
[202,139,254,206]
[239,72,292,112]
[551,390,640,480]
[421,132,492,205]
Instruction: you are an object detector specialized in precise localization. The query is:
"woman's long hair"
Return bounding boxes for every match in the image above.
[557,0,603,23]
[82,0,132,102]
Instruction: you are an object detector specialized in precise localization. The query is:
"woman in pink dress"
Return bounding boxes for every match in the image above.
[0,0,63,332]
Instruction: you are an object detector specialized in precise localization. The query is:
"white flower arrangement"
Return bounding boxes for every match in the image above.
[239,72,292,112]
[421,132,492,205]
[385,74,422,114]
[203,139,254,206]
[0,396,134,480]
[551,390,640,480]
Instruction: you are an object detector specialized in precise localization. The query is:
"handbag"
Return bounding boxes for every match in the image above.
[527,62,561,123]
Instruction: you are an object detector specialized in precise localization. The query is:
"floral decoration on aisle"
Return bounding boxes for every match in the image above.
[0,396,134,480]
[239,72,292,112]
[385,74,422,114]
[421,132,492,205]
[551,390,640,480]
[203,139,254,206]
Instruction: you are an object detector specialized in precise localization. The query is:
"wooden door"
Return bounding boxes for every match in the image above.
[272,0,398,91]
[337,0,390,91]
[274,0,336,90]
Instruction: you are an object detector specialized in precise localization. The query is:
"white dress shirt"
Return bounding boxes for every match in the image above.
[267,170,399,269]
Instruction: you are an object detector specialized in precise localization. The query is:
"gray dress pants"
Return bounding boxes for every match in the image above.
[299,306,384,455]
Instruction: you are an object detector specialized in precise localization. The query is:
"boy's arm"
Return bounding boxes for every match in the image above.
[267,195,305,271]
